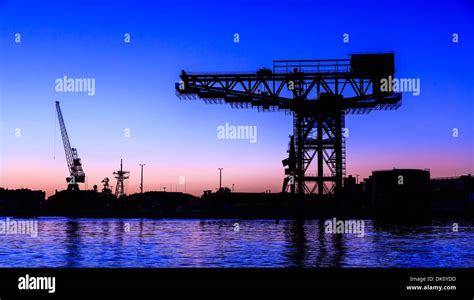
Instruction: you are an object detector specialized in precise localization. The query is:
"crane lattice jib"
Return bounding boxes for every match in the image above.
[55,101,85,183]
[176,54,401,114]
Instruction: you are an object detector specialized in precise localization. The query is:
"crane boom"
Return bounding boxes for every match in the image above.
[55,101,85,189]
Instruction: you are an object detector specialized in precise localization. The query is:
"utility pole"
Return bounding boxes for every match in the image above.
[139,164,145,193]
[218,168,223,190]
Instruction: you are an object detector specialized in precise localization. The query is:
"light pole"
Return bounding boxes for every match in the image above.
[139,164,145,193]
[218,168,223,190]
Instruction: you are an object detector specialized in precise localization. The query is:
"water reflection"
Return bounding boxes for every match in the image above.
[282,220,347,267]
[0,218,472,268]
[65,219,80,267]
[283,220,308,267]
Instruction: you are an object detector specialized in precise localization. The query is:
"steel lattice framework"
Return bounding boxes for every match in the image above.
[176,54,402,196]
[114,159,129,198]
[56,101,85,190]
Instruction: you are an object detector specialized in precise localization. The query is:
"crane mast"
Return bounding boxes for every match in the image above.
[56,101,85,190]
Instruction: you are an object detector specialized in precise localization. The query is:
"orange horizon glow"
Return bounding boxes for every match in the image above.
[1,153,471,198]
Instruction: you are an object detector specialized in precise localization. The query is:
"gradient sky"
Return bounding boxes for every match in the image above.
[0,0,473,197]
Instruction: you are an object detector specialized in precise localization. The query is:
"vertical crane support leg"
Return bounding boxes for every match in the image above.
[334,111,344,196]
[295,113,305,194]
[317,113,324,195]
[292,108,345,196]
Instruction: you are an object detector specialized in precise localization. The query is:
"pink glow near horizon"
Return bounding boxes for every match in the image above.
[1,152,472,198]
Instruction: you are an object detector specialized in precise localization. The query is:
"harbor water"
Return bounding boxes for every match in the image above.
[0,218,473,268]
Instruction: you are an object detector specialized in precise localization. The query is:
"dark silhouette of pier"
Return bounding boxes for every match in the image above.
[0,171,472,222]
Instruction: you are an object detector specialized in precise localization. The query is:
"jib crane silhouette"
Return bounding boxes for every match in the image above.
[56,101,85,191]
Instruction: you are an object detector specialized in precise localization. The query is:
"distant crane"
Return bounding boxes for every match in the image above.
[114,159,129,198]
[56,101,85,191]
